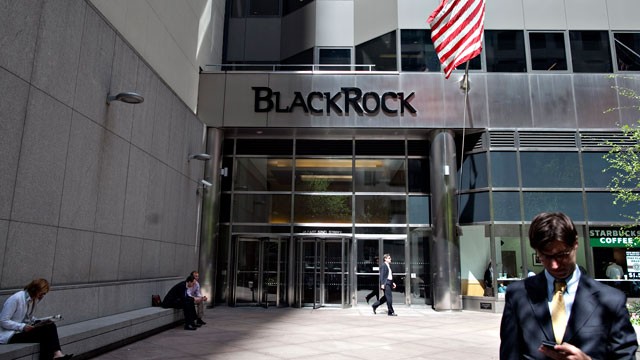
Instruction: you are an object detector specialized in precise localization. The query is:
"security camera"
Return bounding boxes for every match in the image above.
[188,153,211,161]
[200,179,213,187]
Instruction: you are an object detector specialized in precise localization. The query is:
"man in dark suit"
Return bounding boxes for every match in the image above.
[162,275,199,330]
[500,212,638,359]
[372,254,397,316]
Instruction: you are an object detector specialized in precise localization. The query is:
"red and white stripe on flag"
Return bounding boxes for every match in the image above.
[427,0,485,79]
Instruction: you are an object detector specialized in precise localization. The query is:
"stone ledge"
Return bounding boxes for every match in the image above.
[0,307,183,360]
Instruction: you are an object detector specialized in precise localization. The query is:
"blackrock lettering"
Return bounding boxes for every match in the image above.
[252,86,417,115]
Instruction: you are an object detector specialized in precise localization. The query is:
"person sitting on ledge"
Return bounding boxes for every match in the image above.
[0,278,72,359]
[162,275,199,330]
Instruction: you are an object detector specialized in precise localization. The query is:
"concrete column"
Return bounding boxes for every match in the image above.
[429,130,462,311]
[199,128,224,306]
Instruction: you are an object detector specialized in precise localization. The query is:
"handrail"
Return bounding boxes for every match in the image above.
[202,63,376,73]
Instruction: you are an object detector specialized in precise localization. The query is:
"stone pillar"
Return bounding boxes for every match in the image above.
[199,128,223,306]
[429,130,462,311]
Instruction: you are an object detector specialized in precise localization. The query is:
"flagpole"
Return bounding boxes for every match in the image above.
[457,61,470,221]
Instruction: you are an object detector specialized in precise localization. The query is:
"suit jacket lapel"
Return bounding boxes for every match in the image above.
[526,273,555,341]
[564,274,599,343]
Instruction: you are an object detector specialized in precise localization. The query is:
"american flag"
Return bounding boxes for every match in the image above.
[427,0,485,79]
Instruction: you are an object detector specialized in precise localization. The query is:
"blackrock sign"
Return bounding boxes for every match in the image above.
[252,86,417,115]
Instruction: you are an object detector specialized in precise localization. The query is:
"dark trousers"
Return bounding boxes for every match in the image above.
[9,322,61,360]
[163,297,197,326]
[372,279,394,315]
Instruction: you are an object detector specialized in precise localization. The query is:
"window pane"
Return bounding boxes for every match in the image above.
[493,192,521,221]
[459,152,488,190]
[356,140,404,156]
[459,192,490,223]
[586,192,640,222]
[355,195,406,224]
[231,0,245,17]
[235,158,292,191]
[249,0,279,16]
[356,30,397,71]
[400,30,440,72]
[485,30,526,72]
[583,152,614,188]
[408,195,429,224]
[523,192,583,221]
[408,159,430,193]
[459,225,492,296]
[236,139,293,155]
[354,159,405,192]
[319,48,351,71]
[297,140,352,155]
[529,32,567,71]
[614,33,640,71]
[294,194,352,223]
[233,194,291,223]
[491,151,518,187]
[294,159,352,192]
[570,31,612,73]
[455,55,481,70]
[521,152,581,188]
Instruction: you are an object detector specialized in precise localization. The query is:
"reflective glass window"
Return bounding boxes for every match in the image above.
[408,159,430,193]
[355,195,406,224]
[520,152,581,188]
[586,192,640,222]
[569,31,612,73]
[459,152,488,190]
[408,195,429,224]
[455,55,482,70]
[485,30,526,72]
[356,30,397,71]
[296,140,352,155]
[490,151,518,187]
[249,0,279,16]
[614,33,640,71]
[409,229,430,303]
[459,192,490,223]
[294,159,352,192]
[459,225,492,296]
[356,140,404,156]
[495,225,526,280]
[493,192,521,221]
[400,30,440,72]
[235,158,292,191]
[294,194,352,223]
[583,152,614,188]
[231,0,245,17]
[529,32,567,71]
[233,194,291,223]
[523,192,584,221]
[236,139,293,155]
[318,48,352,71]
[354,159,405,192]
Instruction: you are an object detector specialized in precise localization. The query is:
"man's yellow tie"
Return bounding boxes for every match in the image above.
[551,280,567,344]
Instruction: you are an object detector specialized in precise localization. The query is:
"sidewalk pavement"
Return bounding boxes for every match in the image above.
[92,305,503,360]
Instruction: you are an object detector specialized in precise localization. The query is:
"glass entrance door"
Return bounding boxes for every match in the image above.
[356,237,407,305]
[295,237,351,308]
[234,237,287,307]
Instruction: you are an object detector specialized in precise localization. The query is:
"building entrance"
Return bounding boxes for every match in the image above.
[232,237,287,307]
[295,236,352,308]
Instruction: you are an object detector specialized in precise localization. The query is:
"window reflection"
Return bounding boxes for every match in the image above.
[355,195,406,224]
[354,159,405,192]
[235,158,292,191]
[233,194,291,223]
[294,159,352,192]
[529,32,567,71]
[459,225,492,296]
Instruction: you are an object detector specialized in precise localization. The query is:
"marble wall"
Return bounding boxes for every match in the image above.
[0,0,207,323]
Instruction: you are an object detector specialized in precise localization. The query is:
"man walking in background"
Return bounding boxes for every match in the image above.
[372,254,397,316]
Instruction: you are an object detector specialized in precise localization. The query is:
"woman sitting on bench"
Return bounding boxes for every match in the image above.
[0,278,72,359]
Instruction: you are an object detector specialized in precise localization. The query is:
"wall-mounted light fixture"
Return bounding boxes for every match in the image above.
[200,179,213,188]
[188,153,211,161]
[106,92,145,105]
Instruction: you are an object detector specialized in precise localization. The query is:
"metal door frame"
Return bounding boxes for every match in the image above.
[232,236,286,307]
[295,236,351,309]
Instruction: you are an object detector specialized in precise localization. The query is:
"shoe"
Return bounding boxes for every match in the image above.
[388,313,398,316]
[372,305,377,314]
[194,322,202,327]
[184,324,197,330]
[197,318,206,325]
[366,297,370,304]
[56,355,73,359]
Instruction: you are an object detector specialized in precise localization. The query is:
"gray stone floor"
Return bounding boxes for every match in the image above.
[91,305,503,359]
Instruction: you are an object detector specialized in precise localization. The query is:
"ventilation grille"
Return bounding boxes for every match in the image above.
[489,131,516,148]
[580,132,636,148]
[518,131,577,147]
